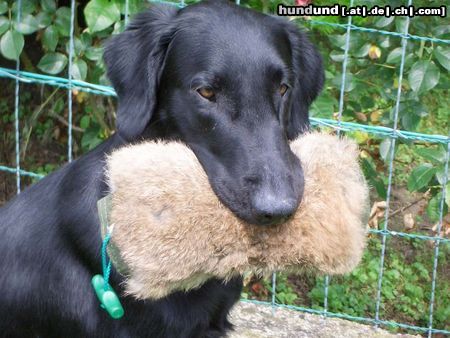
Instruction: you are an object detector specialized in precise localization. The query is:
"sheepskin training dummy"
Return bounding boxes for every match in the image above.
[101,132,369,300]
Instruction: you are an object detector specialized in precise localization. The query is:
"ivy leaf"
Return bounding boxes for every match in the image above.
[0,29,24,60]
[0,15,8,35]
[42,25,58,52]
[375,16,394,28]
[379,139,394,163]
[12,1,36,16]
[80,32,92,48]
[427,192,448,223]
[310,93,337,118]
[401,113,420,131]
[0,2,7,15]
[408,61,440,93]
[113,20,125,34]
[361,158,387,199]
[36,12,52,29]
[38,52,68,74]
[332,72,356,92]
[14,14,39,35]
[85,46,102,61]
[80,115,90,130]
[73,37,86,56]
[55,7,71,37]
[386,47,402,64]
[84,0,120,33]
[432,25,450,37]
[354,43,370,58]
[82,126,103,150]
[414,147,446,164]
[434,46,450,71]
[330,50,345,62]
[435,166,447,185]
[395,17,408,34]
[407,164,437,192]
[117,0,145,15]
[71,59,88,80]
[446,183,450,208]
[41,0,57,13]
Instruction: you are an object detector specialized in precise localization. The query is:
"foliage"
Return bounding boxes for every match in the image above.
[264,274,299,305]
[243,0,450,215]
[309,238,450,330]
[244,238,450,332]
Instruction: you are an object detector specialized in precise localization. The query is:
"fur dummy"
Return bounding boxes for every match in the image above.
[104,132,369,299]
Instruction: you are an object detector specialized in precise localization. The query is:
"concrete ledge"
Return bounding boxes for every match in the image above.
[227,302,419,338]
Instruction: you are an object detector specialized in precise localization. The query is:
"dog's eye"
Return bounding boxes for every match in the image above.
[279,84,288,96]
[197,87,215,100]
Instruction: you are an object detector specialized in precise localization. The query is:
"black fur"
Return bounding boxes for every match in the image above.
[0,1,323,337]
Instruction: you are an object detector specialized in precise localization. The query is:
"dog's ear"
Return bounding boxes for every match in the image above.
[104,5,178,140]
[284,24,324,140]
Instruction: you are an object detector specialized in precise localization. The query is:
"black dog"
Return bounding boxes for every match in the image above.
[0,1,323,337]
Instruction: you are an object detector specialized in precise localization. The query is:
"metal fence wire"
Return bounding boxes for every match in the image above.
[0,0,449,337]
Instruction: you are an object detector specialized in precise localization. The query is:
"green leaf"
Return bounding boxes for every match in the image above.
[432,25,450,37]
[361,158,387,199]
[446,183,450,208]
[414,147,446,164]
[80,32,92,48]
[80,115,90,129]
[73,37,86,55]
[55,7,71,37]
[379,36,390,49]
[410,101,428,117]
[82,126,103,150]
[0,2,8,15]
[427,193,448,223]
[379,139,394,162]
[85,46,102,61]
[330,50,345,62]
[41,0,56,12]
[36,11,52,29]
[401,113,420,131]
[386,47,403,64]
[118,0,145,15]
[436,166,447,185]
[71,59,88,80]
[395,17,408,34]
[375,16,394,28]
[12,1,36,16]
[84,0,120,33]
[332,72,356,92]
[408,61,440,93]
[354,43,370,58]
[0,29,24,60]
[37,52,68,74]
[112,20,125,34]
[407,164,437,192]
[434,46,450,71]
[14,14,38,35]
[0,16,8,35]
[42,26,58,52]
[310,93,337,118]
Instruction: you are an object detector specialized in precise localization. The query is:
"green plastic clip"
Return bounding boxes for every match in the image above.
[91,274,124,319]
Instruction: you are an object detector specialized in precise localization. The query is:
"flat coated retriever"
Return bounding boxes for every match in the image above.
[0,0,323,337]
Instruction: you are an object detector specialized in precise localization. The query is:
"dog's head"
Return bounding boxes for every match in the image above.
[104,0,324,226]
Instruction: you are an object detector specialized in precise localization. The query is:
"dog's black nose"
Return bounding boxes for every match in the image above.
[252,194,298,226]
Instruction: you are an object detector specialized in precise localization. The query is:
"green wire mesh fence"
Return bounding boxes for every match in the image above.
[0,0,449,336]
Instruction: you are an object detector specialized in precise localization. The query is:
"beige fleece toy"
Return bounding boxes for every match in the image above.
[103,132,369,300]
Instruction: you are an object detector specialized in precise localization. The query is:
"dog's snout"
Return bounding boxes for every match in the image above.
[252,194,298,226]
